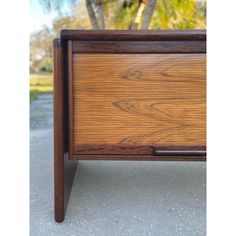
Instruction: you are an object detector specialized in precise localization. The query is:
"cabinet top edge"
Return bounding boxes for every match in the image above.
[60,29,206,41]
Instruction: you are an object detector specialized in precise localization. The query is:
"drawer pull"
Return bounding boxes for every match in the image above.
[153,150,206,156]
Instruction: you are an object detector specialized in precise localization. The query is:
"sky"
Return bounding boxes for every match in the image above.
[30,0,72,33]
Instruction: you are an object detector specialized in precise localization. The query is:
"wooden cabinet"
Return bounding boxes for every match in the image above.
[53,30,206,222]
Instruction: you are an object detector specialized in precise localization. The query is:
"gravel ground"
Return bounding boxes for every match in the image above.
[30,94,206,236]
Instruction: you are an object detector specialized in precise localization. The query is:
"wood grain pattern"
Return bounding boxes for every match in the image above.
[72,53,206,155]
[72,40,206,53]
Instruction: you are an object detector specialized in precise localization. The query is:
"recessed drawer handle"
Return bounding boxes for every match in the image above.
[154,150,206,156]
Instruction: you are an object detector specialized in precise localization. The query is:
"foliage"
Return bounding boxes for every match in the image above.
[30,73,53,101]
[94,0,206,30]
[150,0,206,29]
[52,2,91,36]
[30,74,53,94]
[30,25,54,73]
[103,0,139,29]
[37,57,53,73]
[30,91,38,102]
[30,2,90,73]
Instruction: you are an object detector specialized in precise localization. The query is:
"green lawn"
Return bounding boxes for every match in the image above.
[30,74,53,101]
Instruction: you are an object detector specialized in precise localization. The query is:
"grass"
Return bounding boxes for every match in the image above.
[30,91,39,101]
[30,74,53,102]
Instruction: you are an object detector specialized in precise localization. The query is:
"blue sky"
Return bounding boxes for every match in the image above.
[30,0,72,33]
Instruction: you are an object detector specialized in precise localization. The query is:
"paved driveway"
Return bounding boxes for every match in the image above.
[30,94,206,236]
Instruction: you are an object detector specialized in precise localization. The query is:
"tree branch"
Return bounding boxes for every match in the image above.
[95,0,105,29]
[132,0,148,29]
[86,0,100,29]
[141,0,157,29]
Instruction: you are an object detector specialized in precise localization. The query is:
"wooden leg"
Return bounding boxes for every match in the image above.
[53,39,77,222]
[54,152,77,223]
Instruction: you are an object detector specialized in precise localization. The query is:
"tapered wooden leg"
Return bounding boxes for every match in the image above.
[53,39,77,222]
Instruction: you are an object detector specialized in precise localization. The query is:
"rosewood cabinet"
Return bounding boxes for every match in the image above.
[53,30,206,222]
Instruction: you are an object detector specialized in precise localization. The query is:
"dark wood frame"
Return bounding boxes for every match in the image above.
[54,30,206,222]
[53,39,77,222]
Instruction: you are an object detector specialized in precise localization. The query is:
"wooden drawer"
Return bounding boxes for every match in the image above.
[69,51,206,158]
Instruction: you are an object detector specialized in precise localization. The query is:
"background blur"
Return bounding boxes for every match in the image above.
[30,0,206,101]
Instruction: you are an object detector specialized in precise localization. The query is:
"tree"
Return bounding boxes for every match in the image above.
[39,0,106,29]
[38,0,206,30]
[30,25,54,72]
[30,2,91,72]
[150,0,206,29]
[141,0,157,29]
[52,3,91,34]
[33,0,206,72]
[39,0,161,30]
[85,0,105,29]
[132,0,148,29]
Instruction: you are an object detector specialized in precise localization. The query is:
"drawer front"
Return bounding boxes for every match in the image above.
[71,53,206,155]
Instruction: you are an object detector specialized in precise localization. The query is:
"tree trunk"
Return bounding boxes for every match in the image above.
[86,0,100,29]
[132,0,148,29]
[95,0,105,29]
[141,0,157,29]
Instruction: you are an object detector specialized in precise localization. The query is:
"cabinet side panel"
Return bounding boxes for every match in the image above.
[53,39,77,222]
